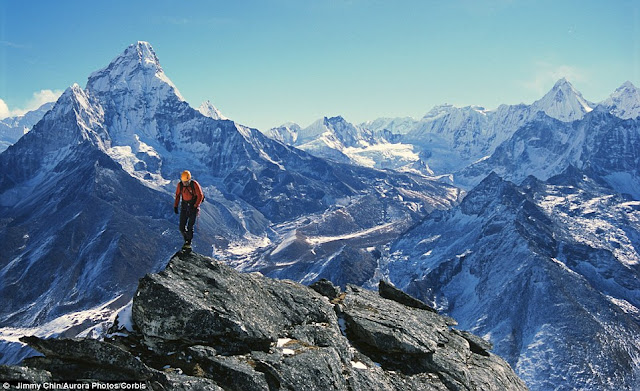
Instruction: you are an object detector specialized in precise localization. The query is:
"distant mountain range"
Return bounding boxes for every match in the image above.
[269,78,640,183]
[0,102,54,153]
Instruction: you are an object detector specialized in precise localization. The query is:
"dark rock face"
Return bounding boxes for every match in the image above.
[378,280,437,312]
[133,252,335,353]
[310,278,342,301]
[8,252,527,390]
[340,286,519,390]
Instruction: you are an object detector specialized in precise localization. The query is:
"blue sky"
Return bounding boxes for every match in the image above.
[0,0,638,130]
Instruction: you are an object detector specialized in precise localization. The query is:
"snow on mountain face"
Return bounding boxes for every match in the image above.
[288,116,377,167]
[197,100,227,120]
[270,80,632,183]
[266,117,432,175]
[266,122,302,145]
[383,169,640,390]
[530,78,594,122]
[0,83,111,192]
[357,100,556,176]
[87,41,182,100]
[85,41,186,147]
[384,103,529,174]
[600,81,640,119]
[456,109,640,198]
[268,79,616,180]
[358,79,599,177]
[361,116,418,136]
[0,102,54,152]
[291,116,375,148]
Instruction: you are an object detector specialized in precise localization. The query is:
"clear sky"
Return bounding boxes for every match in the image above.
[1,0,638,130]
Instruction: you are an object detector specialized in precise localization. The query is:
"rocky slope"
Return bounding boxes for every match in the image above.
[381,169,640,390]
[1,251,527,390]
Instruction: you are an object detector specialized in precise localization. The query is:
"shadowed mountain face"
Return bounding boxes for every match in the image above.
[0,42,459,364]
[2,251,528,391]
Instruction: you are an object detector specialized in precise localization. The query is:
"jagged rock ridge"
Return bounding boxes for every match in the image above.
[3,252,527,390]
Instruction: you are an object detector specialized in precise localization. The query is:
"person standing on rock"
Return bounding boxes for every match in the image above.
[174,170,204,252]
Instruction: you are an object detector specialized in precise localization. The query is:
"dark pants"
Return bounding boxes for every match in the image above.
[179,202,198,244]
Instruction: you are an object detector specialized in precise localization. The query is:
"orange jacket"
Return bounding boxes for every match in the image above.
[174,180,204,208]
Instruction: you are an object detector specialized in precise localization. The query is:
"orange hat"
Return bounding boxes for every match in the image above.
[180,170,191,181]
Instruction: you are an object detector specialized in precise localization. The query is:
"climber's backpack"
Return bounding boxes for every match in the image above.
[179,180,205,203]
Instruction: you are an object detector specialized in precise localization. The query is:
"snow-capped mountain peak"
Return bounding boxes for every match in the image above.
[422,103,457,120]
[292,115,369,147]
[600,80,640,119]
[82,42,193,149]
[619,80,636,90]
[86,41,184,101]
[320,115,374,148]
[531,78,594,122]
[120,41,161,70]
[325,115,346,125]
[197,100,227,120]
[266,122,301,144]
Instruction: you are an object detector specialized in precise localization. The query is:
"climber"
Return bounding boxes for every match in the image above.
[173,170,204,251]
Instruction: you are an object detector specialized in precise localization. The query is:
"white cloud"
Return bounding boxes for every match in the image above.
[25,89,64,111]
[0,89,63,119]
[0,99,10,120]
[523,63,588,96]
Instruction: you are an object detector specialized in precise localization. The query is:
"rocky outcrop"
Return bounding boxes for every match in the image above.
[5,252,527,390]
[378,280,437,312]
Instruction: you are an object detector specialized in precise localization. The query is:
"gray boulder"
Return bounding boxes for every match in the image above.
[15,336,222,390]
[19,336,154,380]
[132,251,336,353]
[310,278,342,301]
